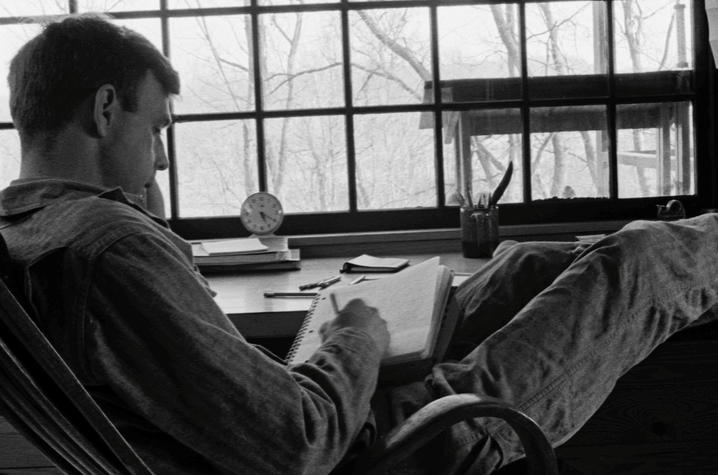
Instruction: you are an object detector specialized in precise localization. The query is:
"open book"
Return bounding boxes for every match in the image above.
[286,257,456,381]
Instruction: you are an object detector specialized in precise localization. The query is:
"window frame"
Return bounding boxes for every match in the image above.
[0,0,715,241]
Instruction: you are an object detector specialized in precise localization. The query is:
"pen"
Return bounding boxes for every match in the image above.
[264,291,318,298]
[318,275,341,289]
[349,275,366,285]
[299,274,341,290]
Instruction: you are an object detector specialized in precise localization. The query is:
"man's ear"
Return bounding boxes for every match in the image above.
[93,84,119,138]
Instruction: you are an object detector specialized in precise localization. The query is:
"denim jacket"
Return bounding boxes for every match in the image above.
[0,179,382,474]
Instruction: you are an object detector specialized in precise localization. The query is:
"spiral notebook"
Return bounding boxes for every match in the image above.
[286,257,456,379]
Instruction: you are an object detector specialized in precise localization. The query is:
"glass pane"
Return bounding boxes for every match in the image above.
[264,115,347,212]
[113,18,162,49]
[174,120,258,217]
[444,108,523,206]
[77,0,156,11]
[170,15,253,114]
[617,102,694,197]
[154,166,171,217]
[0,24,44,123]
[526,2,607,78]
[260,11,343,110]
[530,106,609,200]
[355,112,435,210]
[614,0,692,73]
[169,0,248,7]
[349,8,431,106]
[0,129,21,190]
[0,1,67,16]
[438,4,520,85]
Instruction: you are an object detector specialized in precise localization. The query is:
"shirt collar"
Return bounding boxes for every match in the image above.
[0,178,150,218]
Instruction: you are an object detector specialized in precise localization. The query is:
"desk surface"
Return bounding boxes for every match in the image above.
[207,253,487,338]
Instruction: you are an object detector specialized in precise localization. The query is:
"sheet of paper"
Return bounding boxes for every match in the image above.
[290,257,449,366]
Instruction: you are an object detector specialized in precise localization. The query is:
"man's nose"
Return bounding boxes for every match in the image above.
[155,140,169,171]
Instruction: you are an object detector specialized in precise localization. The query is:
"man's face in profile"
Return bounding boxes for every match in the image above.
[99,71,171,198]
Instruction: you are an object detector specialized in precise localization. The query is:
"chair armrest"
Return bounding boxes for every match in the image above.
[353,394,558,475]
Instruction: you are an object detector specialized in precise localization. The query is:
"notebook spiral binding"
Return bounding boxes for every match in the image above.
[286,293,324,363]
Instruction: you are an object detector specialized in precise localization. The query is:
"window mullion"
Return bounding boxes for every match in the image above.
[251,3,267,192]
[519,1,531,204]
[341,0,357,212]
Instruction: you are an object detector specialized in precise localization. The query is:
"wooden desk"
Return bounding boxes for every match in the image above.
[208,253,487,339]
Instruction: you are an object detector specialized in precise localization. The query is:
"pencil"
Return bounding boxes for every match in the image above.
[329,292,340,314]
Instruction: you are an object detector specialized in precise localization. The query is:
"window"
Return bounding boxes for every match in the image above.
[0,1,713,238]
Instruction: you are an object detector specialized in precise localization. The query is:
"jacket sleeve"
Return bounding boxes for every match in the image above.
[85,231,383,474]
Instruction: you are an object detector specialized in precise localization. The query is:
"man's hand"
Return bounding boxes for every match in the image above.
[320,298,390,357]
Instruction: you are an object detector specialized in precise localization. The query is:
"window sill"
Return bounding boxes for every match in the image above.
[289,220,631,257]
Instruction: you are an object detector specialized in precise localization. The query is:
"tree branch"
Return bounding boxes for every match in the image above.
[356,10,431,81]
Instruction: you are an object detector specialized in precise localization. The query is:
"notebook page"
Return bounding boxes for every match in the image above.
[289,257,445,366]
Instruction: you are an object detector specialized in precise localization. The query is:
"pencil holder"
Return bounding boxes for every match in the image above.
[460,207,480,258]
[472,206,499,258]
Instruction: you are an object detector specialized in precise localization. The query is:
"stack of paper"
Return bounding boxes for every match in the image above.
[191,237,300,272]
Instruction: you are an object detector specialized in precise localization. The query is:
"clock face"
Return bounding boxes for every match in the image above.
[240,192,284,235]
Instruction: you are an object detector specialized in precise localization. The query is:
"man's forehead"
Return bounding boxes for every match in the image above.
[137,71,172,119]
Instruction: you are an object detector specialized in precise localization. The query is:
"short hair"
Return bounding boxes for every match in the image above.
[8,14,180,144]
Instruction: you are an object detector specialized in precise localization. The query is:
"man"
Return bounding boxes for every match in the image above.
[2,14,718,475]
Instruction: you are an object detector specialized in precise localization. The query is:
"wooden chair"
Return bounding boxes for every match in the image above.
[0,236,556,475]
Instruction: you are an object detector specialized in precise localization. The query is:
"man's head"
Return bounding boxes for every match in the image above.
[8,14,180,196]
[9,14,179,144]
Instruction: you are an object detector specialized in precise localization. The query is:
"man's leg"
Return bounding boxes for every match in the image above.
[428,215,718,473]
[384,240,582,474]
[450,240,582,359]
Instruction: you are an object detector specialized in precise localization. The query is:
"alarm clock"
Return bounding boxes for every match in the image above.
[240,192,284,236]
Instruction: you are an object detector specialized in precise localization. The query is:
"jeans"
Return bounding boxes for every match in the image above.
[393,214,718,474]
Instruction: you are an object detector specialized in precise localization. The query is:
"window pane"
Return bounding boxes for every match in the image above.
[530,105,609,200]
[614,0,692,73]
[154,167,171,217]
[443,109,523,206]
[349,8,431,106]
[355,112,435,210]
[617,102,694,197]
[77,0,156,11]
[526,2,608,76]
[170,15,253,114]
[260,11,343,110]
[0,24,44,123]
[438,4,520,84]
[0,1,67,16]
[113,18,162,49]
[264,115,347,213]
[0,130,21,190]
[174,120,258,217]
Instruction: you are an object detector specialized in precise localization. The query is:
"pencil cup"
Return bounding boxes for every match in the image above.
[472,206,499,258]
[460,207,480,258]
